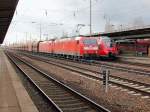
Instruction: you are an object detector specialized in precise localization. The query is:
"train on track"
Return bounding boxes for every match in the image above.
[116,39,150,56]
[10,36,118,59]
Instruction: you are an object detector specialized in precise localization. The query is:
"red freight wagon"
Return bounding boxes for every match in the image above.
[137,39,150,45]
[53,39,64,54]
[21,43,27,51]
[32,41,41,53]
[53,36,98,58]
[39,41,53,53]
[27,42,32,52]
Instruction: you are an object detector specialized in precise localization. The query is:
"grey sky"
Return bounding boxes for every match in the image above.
[4,0,150,44]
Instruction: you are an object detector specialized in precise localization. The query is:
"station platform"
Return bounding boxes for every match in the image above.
[0,49,38,112]
[118,55,150,65]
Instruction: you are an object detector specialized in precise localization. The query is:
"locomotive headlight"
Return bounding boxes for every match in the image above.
[94,47,98,50]
[84,47,89,50]
[84,47,98,50]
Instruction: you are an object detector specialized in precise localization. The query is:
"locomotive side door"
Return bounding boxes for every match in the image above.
[76,40,80,56]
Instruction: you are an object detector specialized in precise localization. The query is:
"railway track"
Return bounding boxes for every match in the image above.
[18,51,150,76]
[60,57,150,76]
[6,52,110,112]
[12,51,150,98]
[93,60,150,76]
[117,56,150,67]
[117,59,150,67]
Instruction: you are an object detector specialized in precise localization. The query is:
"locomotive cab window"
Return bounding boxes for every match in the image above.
[83,39,97,45]
[101,36,114,47]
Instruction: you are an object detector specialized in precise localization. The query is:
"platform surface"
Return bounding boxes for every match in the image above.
[118,55,150,64]
[0,49,38,112]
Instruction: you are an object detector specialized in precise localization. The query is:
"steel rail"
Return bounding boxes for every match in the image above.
[6,52,111,112]
[17,51,150,76]
[18,51,150,88]
[6,52,63,112]
[13,51,150,97]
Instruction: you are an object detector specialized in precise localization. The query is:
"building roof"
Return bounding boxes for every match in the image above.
[83,26,150,40]
[0,0,19,43]
[101,27,150,39]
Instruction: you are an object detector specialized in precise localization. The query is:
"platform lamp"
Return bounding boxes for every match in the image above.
[84,0,98,37]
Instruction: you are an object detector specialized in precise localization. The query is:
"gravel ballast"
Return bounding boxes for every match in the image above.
[20,55,150,112]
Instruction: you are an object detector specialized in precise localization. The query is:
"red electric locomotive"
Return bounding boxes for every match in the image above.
[10,35,118,59]
[53,36,98,58]
[97,36,118,58]
[39,41,53,54]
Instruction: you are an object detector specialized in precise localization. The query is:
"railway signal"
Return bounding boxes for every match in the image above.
[101,67,110,93]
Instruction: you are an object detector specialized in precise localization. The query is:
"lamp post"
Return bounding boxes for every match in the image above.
[90,0,92,36]
[32,22,64,40]
[40,23,42,41]
[48,23,64,38]
[25,32,28,43]
[31,21,42,41]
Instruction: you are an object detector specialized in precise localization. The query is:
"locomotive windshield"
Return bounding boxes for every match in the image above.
[101,36,115,47]
[83,39,97,45]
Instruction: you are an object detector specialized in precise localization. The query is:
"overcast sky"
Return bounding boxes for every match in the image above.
[3,0,150,44]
